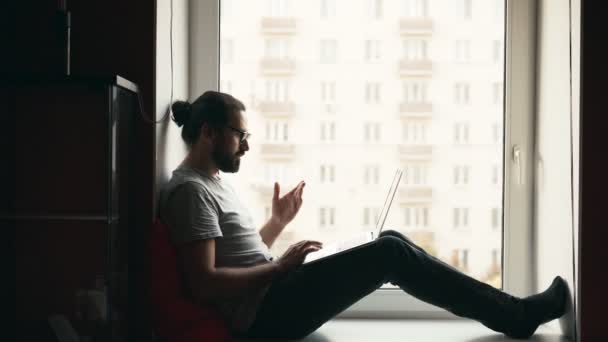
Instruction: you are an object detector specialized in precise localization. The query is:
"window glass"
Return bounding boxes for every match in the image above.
[220,0,504,288]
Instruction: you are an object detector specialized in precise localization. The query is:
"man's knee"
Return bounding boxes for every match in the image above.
[379,229,401,239]
[376,235,414,258]
[380,229,417,247]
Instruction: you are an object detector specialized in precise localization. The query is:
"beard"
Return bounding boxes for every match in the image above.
[212,145,241,173]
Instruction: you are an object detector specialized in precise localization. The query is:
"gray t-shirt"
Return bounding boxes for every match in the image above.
[159,164,273,332]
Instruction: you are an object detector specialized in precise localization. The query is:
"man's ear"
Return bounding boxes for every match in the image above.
[199,123,217,143]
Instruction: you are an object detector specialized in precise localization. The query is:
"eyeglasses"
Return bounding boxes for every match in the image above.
[226,125,251,144]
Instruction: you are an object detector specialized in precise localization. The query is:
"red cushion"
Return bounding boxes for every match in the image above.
[149,219,231,342]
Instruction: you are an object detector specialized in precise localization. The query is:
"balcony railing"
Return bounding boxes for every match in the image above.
[257,101,296,117]
[399,18,434,35]
[261,17,297,34]
[399,59,433,77]
[398,144,433,160]
[399,186,433,203]
[260,58,296,75]
[259,143,296,159]
[399,102,433,118]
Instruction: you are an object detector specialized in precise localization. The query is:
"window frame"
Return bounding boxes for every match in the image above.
[189,0,536,319]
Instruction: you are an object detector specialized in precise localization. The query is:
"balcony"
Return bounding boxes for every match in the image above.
[399,186,433,204]
[261,17,297,35]
[260,58,296,76]
[257,101,296,117]
[399,102,433,118]
[399,59,433,77]
[399,18,434,36]
[259,143,296,160]
[398,144,433,161]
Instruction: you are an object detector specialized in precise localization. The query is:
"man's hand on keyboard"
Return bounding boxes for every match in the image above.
[276,240,323,273]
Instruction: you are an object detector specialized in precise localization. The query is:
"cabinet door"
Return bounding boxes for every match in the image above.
[3,83,111,216]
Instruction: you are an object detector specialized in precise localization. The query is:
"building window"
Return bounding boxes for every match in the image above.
[368,0,383,19]
[403,164,428,185]
[453,208,470,228]
[320,121,336,142]
[320,164,336,183]
[459,0,472,20]
[403,81,428,103]
[491,208,501,229]
[220,39,234,63]
[265,80,290,102]
[364,40,382,63]
[321,81,336,103]
[265,38,291,60]
[364,82,381,104]
[453,122,470,144]
[403,0,428,17]
[453,165,470,185]
[320,39,338,63]
[268,0,290,17]
[403,39,428,61]
[404,207,429,227]
[453,249,470,270]
[320,207,336,227]
[320,0,336,19]
[454,40,471,63]
[493,82,503,105]
[454,82,471,105]
[364,165,380,185]
[364,122,381,142]
[265,120,289,142]
[402,122,427,143]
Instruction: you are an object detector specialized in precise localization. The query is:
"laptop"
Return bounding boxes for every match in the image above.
[303,169,403,265]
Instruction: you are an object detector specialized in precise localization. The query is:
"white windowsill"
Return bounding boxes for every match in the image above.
[239,319,565,342]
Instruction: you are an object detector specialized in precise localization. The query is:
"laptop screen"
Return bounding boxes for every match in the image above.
[374,169,403,236]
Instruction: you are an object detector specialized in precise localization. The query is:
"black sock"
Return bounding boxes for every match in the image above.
[509,276,568,338]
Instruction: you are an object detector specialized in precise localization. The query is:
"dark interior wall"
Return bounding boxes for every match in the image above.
[4,0,156,340]
[580,1,607,341]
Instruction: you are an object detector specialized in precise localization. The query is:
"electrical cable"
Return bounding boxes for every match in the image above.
[137,0,174,124]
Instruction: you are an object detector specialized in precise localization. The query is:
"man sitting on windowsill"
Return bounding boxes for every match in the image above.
[159,91,568,340]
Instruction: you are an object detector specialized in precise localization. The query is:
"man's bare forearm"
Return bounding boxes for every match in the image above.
[192,262,282,304]
[259,217,285,248]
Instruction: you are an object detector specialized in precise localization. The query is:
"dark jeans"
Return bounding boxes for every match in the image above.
[244,230,525,340]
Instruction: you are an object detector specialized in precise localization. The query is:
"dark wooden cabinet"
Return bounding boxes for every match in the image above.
[2,76,136,342]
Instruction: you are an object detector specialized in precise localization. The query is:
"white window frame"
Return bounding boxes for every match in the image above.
[190,0,535,319]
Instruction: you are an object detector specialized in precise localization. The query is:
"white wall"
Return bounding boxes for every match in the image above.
[534,0,579,337]
[156,0,190,212]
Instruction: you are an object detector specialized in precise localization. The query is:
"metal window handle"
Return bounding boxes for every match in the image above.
[513,145,523,185]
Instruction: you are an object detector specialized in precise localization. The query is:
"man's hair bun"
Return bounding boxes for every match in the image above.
[171,101,192,127]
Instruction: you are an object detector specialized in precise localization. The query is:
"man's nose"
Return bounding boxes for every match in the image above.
[241,139,250,151]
